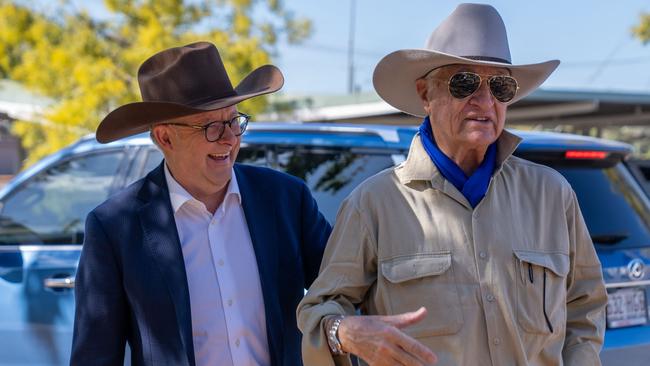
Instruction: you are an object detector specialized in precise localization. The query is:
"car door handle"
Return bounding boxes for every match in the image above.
[43,276,75,289]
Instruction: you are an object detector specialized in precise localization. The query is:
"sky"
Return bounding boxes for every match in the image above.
[272,0,650,96]
[79,0,650,96]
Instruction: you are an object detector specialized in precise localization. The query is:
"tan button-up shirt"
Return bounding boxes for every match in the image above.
[297,131,607,366]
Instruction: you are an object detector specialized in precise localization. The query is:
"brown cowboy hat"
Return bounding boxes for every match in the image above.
[373,3,560,117]
[96,41,284,143]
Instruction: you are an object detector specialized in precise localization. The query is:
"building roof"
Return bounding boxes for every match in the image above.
[0,79,52,121]
[2,78,650,129]
[263,88,650,128]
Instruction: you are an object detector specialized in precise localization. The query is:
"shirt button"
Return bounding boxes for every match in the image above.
[227,299,233,306]
[235,339,240,347]
[487,294,495,302]
[218,259,224,266]
[493,337,501,345]
[479,252,487,259]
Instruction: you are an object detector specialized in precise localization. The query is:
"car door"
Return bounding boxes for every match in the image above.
[0,149,127,365]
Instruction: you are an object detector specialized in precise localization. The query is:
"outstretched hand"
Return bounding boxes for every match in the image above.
[337,307,437,366]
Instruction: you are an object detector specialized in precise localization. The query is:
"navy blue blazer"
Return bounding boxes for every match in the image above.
[71,163,331,366]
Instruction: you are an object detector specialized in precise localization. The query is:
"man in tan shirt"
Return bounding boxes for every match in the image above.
[297,3,607,366]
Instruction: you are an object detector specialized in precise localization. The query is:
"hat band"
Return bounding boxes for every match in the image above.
[463,56,511,64]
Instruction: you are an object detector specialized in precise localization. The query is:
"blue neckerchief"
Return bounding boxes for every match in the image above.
[418,117,497,208]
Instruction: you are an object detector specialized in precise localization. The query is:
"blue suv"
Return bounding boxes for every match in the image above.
[0,123,649,365]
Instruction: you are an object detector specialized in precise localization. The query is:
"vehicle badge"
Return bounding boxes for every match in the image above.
[627,259,646,281]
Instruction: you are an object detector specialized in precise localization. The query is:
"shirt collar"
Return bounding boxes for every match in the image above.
[395,129,522,186]
[164,163,241,214]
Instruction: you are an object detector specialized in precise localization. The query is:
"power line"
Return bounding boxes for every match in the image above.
[285,42,385,59]
[290,42,650,67]
[561,56,650,68]
[585,35,628,84]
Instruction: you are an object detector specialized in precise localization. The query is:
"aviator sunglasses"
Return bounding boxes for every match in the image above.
[436,71,519,103]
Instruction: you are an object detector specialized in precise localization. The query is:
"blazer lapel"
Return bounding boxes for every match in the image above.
[234,165,283,365]
[138,164,195,366]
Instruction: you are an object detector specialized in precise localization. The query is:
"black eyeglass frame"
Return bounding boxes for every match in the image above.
[163,112,250,142]
[445,71,519,103]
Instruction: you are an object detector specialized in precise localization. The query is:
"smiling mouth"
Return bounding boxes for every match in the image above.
[467,116,491,122]
[208,153,229,161]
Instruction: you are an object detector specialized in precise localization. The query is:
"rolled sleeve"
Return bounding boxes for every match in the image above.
[297,196,377,366]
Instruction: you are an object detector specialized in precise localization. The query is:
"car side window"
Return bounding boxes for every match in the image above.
[0,151,125,245]
[554,163,650,249]
[275,147,396,223]
[237,145,269,166]
[138,145,270,180]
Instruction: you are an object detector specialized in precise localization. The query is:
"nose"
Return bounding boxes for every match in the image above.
[217,123,238,145]
[469,80,495,107]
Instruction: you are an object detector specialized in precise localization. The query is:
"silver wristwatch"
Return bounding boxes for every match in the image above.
[327,315,347,355]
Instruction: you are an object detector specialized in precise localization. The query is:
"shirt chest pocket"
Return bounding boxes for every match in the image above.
[513,250,570,335]
[380,252,463,337]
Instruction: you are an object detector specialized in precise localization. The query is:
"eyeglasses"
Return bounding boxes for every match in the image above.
[438,72,519,103]
[164,113,250,142]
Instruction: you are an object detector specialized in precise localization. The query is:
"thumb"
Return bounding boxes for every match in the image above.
[379,307,428,329]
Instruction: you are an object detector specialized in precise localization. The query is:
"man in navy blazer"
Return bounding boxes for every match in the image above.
[71,42,331,366]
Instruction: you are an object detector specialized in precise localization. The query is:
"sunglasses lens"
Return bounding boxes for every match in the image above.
[488,75,518,103]
[448,72,481,99]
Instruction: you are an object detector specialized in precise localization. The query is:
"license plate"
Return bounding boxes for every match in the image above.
[607,288,648,328]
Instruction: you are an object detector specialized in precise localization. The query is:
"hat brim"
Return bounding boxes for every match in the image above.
[96,64,284,143]
[372,49,560,117]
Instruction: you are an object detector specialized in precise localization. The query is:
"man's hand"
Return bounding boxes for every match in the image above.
[337,307,437,366]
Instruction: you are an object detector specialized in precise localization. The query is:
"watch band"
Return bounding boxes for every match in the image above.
[327,315,347,355]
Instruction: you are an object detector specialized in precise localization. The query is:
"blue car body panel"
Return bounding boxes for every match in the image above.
[0,246,79,365]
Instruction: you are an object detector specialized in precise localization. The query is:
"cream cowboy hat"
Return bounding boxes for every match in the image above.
[372,3,560,117]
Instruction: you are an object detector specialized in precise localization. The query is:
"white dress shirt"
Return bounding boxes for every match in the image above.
[164,164,270,366]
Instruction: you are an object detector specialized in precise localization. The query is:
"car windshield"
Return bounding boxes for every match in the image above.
[0,151,124,245]
[550,162,650,250]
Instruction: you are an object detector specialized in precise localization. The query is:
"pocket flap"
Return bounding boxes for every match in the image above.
[513,250,570,277]
[381,253,452,283]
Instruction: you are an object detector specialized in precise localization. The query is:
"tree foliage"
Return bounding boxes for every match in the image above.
[0,0,311,166]
[632,12,650,44]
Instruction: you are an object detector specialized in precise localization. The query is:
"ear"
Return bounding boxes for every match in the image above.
[151,125,174,151]
[415,78,432,114]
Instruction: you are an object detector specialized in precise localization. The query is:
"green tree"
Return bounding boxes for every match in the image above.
[632,12,650,44]
[0,0,311,166]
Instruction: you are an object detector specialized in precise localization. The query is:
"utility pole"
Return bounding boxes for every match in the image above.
[347,0,357,94]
